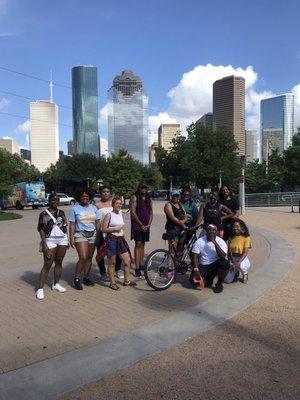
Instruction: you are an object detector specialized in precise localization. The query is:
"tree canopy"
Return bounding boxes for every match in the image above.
[0,149,40,196]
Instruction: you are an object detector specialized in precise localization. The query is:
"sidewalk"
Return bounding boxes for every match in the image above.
[0,205,298,400]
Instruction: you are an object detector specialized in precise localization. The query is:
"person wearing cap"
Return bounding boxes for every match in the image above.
[164,189,188,253]
[130,182,153,278]
[190,224,230,293]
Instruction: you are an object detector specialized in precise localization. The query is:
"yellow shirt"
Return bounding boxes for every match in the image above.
[228,235,252,255]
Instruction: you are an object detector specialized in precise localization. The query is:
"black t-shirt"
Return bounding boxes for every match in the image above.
[219,197,239,213]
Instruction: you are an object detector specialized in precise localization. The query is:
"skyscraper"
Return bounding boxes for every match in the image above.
[245,130,258,163]
[30,100,59,172]
[67,140,74,156]
[0,137,20,155]
[196,113,213,130]
[213,75,245,155]
[158,124,181,151]
[72,66,99,156]
[260,94,294,160]
[108,69,149,164]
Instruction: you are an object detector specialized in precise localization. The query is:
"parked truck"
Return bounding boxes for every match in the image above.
[0,181,47,210]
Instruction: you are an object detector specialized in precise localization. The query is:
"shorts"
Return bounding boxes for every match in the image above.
[166,227,185,241]
[131,229,150,243]
[107,236,129,257]
[74,231,97,244]
[46,235,68,249]
[224,256,251,283]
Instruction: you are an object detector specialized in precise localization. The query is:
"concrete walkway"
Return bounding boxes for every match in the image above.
[0,205,298,400]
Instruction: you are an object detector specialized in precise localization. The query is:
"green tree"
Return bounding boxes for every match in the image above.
[106,149,143,198]
[283,130,300,190]
[44,153,107,193]
[0,149,40,196]
[156,124,240,191]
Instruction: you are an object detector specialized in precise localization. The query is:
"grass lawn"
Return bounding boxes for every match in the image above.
[0,211,23,221]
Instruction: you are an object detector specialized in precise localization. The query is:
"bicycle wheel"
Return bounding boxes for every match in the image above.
[144,249,176,291]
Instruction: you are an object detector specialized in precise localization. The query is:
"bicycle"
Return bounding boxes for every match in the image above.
[144,226,200,291]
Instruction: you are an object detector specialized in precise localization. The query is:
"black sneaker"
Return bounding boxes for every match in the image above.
[213,283,223,294]
[74,278,83,290]
[134,268,142,279]
[83,277,95,286]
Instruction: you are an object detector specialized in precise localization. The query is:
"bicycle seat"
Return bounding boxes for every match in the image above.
[162,233,168,240]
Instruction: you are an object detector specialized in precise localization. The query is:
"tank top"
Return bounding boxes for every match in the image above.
[165,202,186,230]
[203,202,222,230]
[109,211,124,237]
[131,197,151,231]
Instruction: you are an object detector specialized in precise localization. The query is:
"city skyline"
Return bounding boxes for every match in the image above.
[0,0,299,154]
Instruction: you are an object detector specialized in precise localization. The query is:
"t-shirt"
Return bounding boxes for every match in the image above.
[182,200,198,226]
[37,209,67,238]
[228,235,252,255]
[69,204,102,232]
[219,197,239,213]
[192,235,228,265]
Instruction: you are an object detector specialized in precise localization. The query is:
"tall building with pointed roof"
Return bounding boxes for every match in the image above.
[108,69,149,164]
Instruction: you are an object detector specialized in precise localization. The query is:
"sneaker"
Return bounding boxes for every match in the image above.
[101,273,110,282]
[36,288,44,300]
[74,278,83,290]
[52,283,66,293]
[83,277,95,286]
[242,272,248,283]
[213,283,224,294]
[116,270,124,279]
[134,268,143,279]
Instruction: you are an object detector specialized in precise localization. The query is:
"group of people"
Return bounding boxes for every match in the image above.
[35,183,251,300]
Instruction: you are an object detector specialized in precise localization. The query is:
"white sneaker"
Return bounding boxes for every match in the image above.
[116,270,124,279]
[36,288,44,300]
[52,283,66,293]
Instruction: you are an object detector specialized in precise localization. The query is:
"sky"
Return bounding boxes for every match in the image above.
[0,0,299,154]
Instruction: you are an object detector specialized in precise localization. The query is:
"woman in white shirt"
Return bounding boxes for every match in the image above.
[96,196,136,290]
[95,186,123,281]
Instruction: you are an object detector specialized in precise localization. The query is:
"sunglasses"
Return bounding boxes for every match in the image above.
[182,193,191,197]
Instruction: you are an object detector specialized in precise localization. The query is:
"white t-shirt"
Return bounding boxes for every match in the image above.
[192,235,227,265]
[109,211,124,237]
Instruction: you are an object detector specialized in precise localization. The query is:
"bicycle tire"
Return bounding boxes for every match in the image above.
[144,249,176,291]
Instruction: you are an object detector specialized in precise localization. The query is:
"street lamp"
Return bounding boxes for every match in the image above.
[169,176,173,192]
[217,170,224,189]
[85,177,92,188]
[239,155,246,215]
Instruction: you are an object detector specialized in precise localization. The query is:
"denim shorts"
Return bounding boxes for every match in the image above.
[74,231,97,244]
[107,236,128,257]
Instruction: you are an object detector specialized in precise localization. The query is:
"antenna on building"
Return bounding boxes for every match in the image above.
[50,69,53,102]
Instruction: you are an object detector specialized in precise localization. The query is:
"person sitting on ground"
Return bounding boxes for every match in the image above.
[96,196,137,291]
[218,185,240,242]
[95,185,123,282]
[69,188,102,290]
[224,219,252,284]
[130,182,153,278]
[164,189,188,255]
[190,224,230,293]
[36,193,69,300]
[196,189,233,238]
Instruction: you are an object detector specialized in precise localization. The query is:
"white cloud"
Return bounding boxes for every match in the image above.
[15,119,30,134]
[0,97,9,109]
[99,104,108,133]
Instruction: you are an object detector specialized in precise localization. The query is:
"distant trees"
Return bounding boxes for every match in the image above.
[0,149,40,196]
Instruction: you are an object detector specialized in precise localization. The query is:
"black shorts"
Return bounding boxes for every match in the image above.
[190,258,230,286]
[131,229,150,243]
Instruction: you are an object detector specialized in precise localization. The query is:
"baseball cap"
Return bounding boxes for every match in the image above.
[171,189,180,197]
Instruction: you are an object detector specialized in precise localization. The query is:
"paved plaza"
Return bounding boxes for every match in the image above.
[0,203,299,399]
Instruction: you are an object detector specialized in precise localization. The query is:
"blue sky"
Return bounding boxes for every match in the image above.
[0,0,299,153]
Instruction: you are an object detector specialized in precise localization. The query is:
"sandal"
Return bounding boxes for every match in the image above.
[109,283,120,291]
[123,281,137,287]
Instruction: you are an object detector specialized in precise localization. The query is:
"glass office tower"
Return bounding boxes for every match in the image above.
[72,66,100,156]
[108,70,149,164]
[260,93,294,160]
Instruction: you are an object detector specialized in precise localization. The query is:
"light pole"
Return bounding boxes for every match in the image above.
[169,176,173,192]
[217,170,224,189]
[239,155,246,215]
[85,177,91,188]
